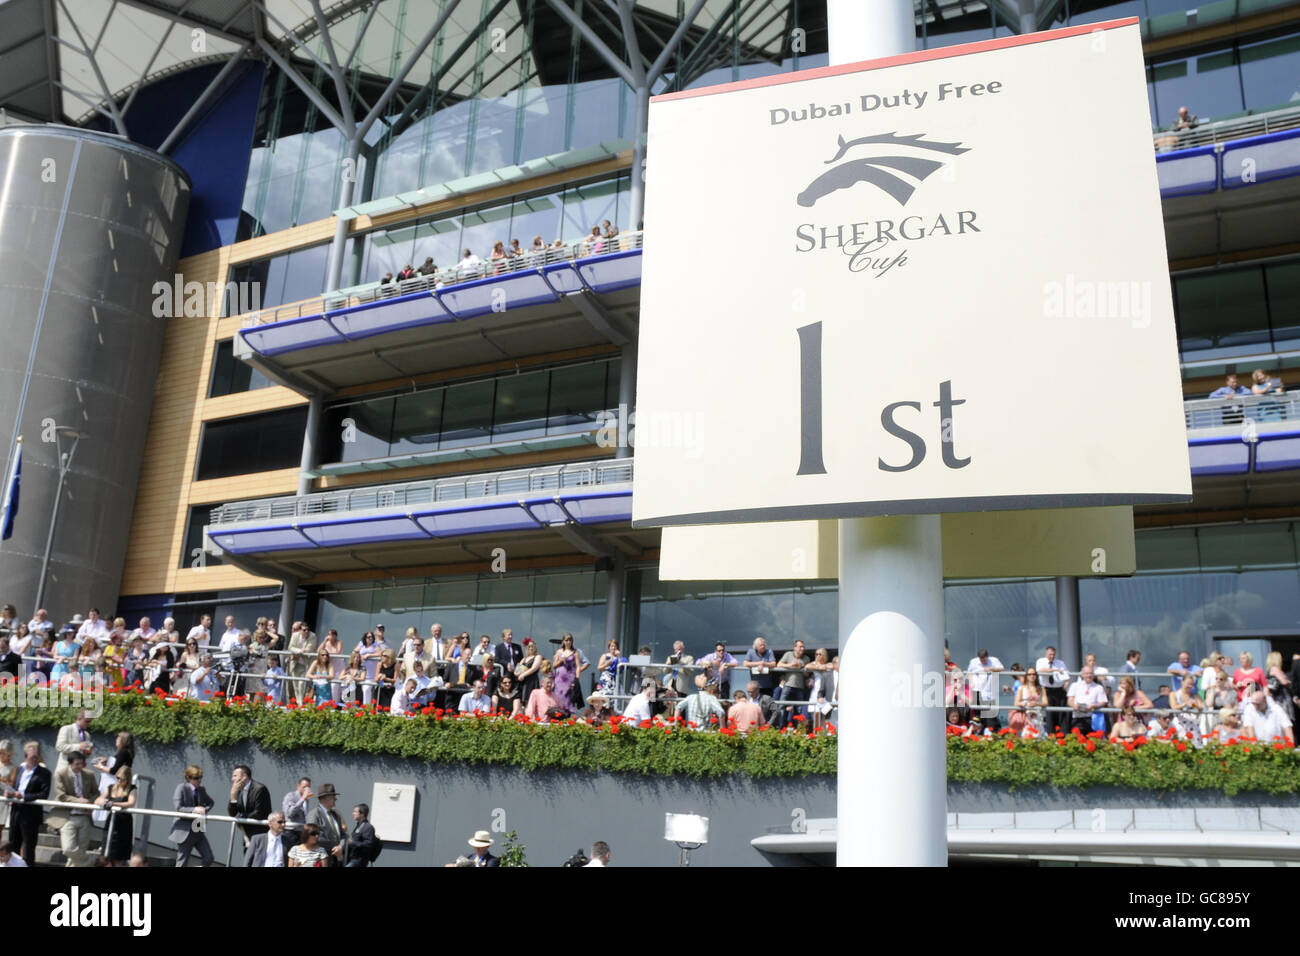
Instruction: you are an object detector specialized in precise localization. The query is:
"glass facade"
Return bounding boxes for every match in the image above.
[195,406,310,481]
[358,175,631,282]
[1174,257,1300,359]
[314,569,610,668]
[180,505,226,570]
[209,339,272,397]
[226,245,330,312]
[1148,34,1300,128]
[320,358,619,463]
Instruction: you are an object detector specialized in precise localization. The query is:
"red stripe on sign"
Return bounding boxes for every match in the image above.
[651,17,1140,104]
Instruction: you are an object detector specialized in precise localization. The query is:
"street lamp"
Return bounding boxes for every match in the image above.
[35,426,88,611]
[664,812,708,867]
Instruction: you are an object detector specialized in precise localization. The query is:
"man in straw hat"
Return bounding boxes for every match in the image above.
[466,829,498,867]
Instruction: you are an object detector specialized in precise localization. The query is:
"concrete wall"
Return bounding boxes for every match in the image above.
[8,722,1295,865]
[3,726,835,867]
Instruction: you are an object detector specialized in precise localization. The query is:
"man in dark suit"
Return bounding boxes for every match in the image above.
[228,764,271,841]
[345,803,376,867]
[307,783,347,866]
[243,811,298,867]
[746,680,778,727]
[7,741,51,866]
[495,629,523,675]
[169,765,215,867]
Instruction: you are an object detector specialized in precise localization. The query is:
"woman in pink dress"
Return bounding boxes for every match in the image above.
[1233,651,1266,701]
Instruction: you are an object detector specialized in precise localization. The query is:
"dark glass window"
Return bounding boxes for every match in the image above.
[319,359,618,464]
[180,506,226,569]
[549,362,611,429]
[1239,34,1300,113]
[1267,261,1300,347]
[439,379,496,449]
[1174,268,1270,353]
[493,372,550,439]
[209,340,272,397]
[390,391,445,456]
[226,244,330,313]
[1150,48,1243,128]
[196,407,308,481]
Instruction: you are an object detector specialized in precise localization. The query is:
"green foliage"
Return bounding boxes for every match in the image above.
[4,694,1299,795]
[498,830,529,867]
[947,733,1300,796]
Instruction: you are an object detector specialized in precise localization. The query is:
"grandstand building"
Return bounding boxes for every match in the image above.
[1,0,1299,678]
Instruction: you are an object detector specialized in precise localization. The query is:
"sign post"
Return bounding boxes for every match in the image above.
[633,2,1190,866]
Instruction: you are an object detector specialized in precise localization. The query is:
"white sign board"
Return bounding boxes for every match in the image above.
[633,20,1190,528]
[369,782,416,843]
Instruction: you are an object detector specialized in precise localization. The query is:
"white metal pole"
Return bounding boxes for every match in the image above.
[827,0,948,868]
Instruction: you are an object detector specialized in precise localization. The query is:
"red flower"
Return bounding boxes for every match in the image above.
[1175,742,1187,752]
[1123,741,1135,752]
[1005,740,1014,751]
[1085,740,1096,753]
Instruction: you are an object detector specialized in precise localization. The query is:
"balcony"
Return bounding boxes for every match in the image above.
[232,232,642,395]
[203,458,647,579]
[1184,393,1300,476]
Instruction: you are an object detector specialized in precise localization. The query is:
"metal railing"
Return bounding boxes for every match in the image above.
[241,230,645,327]
[206,458,633,526]
[1153,104,1300,152]
[0,793,304,867]
[1184,392,1299,430]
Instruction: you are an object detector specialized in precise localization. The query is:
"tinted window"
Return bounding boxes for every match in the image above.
[196,407,308,480]
[209,340,272,397]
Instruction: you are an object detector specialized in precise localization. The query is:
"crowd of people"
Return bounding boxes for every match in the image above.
[0,606,837,733]
[377,220,625,291]
[945,646,1297,748]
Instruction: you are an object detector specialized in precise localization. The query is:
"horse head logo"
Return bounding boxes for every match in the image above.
[797,132,971,207]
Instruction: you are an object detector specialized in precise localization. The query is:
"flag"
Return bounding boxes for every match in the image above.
[1,439,21,540]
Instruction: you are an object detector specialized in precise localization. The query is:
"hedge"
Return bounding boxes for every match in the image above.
[3,692,1299,793]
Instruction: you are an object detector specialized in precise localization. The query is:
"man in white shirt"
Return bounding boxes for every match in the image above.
[189,654,219,701]
[1034,646,1071,734]
[391,679,417,716]
[458,679,492,714]
[428,623,444,661]
[966,649,1004,730]
[1066,665,1108,735]
[583,841,611,867]
[469,634,493,666]
[1242,690,1294,746]
[219,617,242,654]
[622,677,656,726]
[455,248,482,272]
[27,608,53,643]
[76,608,108,643]
[1084,653,1113,695]
[186,614,212,647]
[0,842,27,867]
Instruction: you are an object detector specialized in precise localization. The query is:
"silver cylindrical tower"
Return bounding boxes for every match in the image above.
[0,127,191,619]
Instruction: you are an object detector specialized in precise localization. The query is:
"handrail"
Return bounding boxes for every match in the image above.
[1183,392,1297,430]
[239,230,645,327]
[1154,104,1300,152]
[205,457,634,527]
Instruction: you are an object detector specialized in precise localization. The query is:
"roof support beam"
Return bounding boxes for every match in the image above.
[309,0,358,134]
[54,0,127,134]
[543,0,636,86]
[159,45,251,154]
